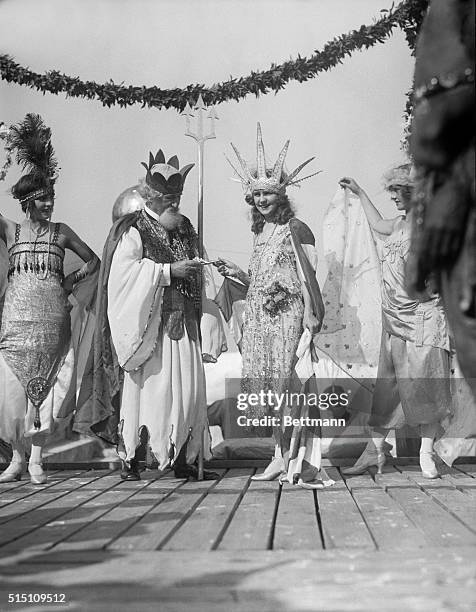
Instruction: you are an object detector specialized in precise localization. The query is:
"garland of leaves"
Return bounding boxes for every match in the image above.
[0,0,427,112]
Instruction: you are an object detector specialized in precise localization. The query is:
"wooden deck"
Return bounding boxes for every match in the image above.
[0,463,475,611]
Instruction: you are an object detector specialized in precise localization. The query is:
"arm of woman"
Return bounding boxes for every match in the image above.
[214,258,250,287]
[60,223,100,293]
[338,177,398,236]
[0,215,16,247]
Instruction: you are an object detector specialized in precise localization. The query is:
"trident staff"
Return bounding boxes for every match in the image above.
[182,95,218,479]
[182,95,218,258]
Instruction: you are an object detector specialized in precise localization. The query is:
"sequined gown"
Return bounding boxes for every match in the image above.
[241,222,304,432]
[0,223,73,442]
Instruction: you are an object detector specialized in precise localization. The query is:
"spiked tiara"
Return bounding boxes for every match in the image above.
[227,123,321,194]
[141,150,194,196]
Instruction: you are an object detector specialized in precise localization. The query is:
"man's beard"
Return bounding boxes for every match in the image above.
[159,209,183,231]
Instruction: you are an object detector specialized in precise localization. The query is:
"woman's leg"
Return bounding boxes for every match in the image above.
[28,433,47,484]
[0,440,26,482]
[419,422,440,478]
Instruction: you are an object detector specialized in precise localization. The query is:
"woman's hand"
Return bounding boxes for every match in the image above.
[303,309,322,335]
[338,177,362,196]
[213,258,243,279]
[63,273,75,295]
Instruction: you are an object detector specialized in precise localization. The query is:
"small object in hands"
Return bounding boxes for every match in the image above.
[192,257,217,265]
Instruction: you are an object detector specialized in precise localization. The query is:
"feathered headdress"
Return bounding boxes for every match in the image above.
[8,113,58,203]
[227,123,321,194]
[141,149,194,196]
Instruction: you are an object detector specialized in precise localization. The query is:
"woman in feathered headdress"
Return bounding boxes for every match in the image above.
[215,124,334,489]
[0,114,99,484]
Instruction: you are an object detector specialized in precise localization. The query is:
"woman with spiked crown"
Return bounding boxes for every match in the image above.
[77,149,219,480]
[0,114,99,484]
[216,124,334,488]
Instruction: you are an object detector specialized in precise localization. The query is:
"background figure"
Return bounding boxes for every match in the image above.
[340,165,451,479]
[0,114,98,484]
[216,124,333,489]
[408,0,475,392]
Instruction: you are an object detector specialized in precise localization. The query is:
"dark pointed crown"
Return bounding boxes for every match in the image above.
[141,150,194,196]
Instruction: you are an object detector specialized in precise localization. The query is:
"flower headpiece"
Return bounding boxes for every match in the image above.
[141,150,194,196]
[8,114,58,203]
[227,123,321,194]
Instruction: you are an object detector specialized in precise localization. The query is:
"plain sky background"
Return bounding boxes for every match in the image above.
[0,0,414,279]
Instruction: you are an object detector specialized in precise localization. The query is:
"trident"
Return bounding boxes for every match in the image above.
[181,94,219,258]
[181,95,218,480]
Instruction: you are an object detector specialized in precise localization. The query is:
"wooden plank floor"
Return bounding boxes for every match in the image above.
[0,463,475,611]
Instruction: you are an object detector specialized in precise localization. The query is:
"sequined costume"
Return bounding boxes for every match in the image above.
[370,217,452,428]
[0,223,74,441]
[242,221,304,425]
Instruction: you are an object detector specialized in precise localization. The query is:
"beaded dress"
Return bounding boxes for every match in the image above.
[241,222,304,431]
[0,223,73,442]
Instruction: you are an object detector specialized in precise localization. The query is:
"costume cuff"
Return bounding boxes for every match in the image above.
[159,263,171,286]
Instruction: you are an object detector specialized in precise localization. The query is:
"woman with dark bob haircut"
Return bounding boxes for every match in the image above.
[215,124,334,489]
[0,114,99,485]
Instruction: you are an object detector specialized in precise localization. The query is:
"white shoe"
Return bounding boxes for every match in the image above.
[0,460,25,483]
[342,442,386,475]
[28,462,47,485]
[251,457,285,481]
[420,451,440,479]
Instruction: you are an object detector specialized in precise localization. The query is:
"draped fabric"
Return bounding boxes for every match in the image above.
[75,209,224,470]
[108,224,210,467]
[295,188,382,448]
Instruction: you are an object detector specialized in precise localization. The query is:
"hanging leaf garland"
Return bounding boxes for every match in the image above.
[0,0,428,111]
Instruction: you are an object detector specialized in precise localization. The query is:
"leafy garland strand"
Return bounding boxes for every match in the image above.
[0,0,427,111]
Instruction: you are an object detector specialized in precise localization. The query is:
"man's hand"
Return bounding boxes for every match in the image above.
[338,177,362,196]
[170,259,202,279]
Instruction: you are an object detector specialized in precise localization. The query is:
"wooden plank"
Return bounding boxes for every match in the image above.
[341,468,427,550]
[0,549,475,612]
[0,470,104,526]
[163,469,253,551]
[273,485,322,550]
[398,464,476,492]
[387,486,476,547]
[316,467,375,549]
[218,472,279,551]
[52,477,167,551]
[0,470,87,510]
[0,469,61,497]
[374,465,421,490]
[455,464,476,477]
[350,488,427,550]
[107,476,190,551]
[340,471,380,492]
[0,473,148,552]
[89,474,222,552]
[420,487,476,533]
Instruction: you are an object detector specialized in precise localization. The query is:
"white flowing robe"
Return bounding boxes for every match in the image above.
[107,225,210,468]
